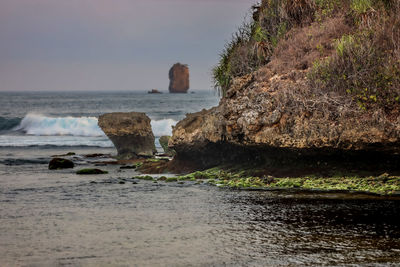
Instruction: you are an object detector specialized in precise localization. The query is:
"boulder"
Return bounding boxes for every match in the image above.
[169,63,189,93]
[49,158,74,170]
[98,112,156,159]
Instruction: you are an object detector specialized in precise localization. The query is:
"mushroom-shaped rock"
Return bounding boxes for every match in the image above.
[169,63,189,93]
[98,112,156,159]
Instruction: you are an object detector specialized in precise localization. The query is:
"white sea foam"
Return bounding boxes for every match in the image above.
[151,118,177,137]
[5,113,177,147]
[15,113,105,137]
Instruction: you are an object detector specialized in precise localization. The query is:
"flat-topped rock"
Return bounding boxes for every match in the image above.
[169,63,189,93]
[98,112,156,159]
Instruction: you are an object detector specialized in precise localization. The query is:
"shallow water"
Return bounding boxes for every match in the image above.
[1,147,400,266]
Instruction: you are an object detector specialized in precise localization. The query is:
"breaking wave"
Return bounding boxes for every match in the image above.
[7,113,177,138]
[151,118,177,137]
[14,113,104,137]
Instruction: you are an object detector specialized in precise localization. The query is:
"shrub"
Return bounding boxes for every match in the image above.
[212,0,317,96]
[309,30,400,111]
[351,0,372,14]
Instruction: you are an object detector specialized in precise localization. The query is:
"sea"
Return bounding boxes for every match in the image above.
[0,91,220,148]
[0,91,399,266]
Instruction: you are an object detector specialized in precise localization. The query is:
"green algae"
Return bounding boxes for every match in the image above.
[176,168,400,195]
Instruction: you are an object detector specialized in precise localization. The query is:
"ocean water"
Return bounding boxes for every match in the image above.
[0,91,219,148]
[1,91,400,266]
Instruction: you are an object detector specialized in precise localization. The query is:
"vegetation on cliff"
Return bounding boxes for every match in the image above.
[213,0,400,112]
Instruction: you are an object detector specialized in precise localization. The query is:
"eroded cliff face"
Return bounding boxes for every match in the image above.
[169,63,189,93]
[169,1,400,171]
[170,70,400,169]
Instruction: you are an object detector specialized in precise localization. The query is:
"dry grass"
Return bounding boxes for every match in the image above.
[308,5,400,112]
[268,16,351,74]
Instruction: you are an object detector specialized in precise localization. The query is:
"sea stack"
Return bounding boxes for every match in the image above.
[98,112,156,159]
[169,63,189,93]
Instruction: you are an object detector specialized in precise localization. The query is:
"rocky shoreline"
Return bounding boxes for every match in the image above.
[49,0,400,196]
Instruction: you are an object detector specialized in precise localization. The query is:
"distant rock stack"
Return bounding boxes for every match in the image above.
[169,63,189,93]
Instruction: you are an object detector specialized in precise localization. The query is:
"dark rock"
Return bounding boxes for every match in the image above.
[120,165,137,169]
[148,89,162,94]
[98,112,156,159]
[169,63,189,93]
[84,153,109,158]
[76,168,108,175]
[49,158,74,170]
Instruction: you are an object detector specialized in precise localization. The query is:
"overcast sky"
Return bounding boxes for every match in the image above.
[0,0,257,91]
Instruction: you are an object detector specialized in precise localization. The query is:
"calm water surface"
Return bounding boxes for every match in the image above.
[1,147,399,266]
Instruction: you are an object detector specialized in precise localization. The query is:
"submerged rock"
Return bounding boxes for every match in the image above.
[76,168,108,175]
[169,63,189,93]
[98,112,156,159]
[48,158,74,170]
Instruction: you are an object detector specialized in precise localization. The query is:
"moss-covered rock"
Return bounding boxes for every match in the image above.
[133,175,154,181]
[178,167,400,195]
[158,176,167,181]
[49,158,74,170]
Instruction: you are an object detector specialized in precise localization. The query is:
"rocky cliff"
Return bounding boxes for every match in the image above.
[169,63,189,93]
[98,112,156,159]
[170,72,400,169]
[169,0,400,172]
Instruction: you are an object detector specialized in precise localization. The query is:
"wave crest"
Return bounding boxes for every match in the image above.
[13,113,177,137]
[15,113,104,137]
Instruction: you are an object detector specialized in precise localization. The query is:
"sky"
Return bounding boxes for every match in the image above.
[0,0,257,91]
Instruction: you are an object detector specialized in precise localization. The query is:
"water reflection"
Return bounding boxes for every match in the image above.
[215,191,400,265]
